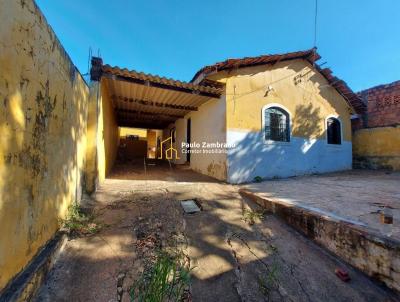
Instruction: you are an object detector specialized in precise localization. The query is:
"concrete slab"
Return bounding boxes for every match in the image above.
[241,170,400,292]
[242,170,400,239]
[181,200,201,214]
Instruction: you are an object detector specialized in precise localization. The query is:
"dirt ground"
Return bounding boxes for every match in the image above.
[243,170,400,240]
[34,161,398,301]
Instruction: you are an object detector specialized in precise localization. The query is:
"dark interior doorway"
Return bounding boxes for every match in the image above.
[187,118,191,162]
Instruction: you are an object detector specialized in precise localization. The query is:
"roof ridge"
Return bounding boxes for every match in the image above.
[190,48,317,83]
[190,48,366,114]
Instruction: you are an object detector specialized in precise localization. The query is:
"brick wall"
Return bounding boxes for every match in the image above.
[352,80,400,170]
[358,80,400,128]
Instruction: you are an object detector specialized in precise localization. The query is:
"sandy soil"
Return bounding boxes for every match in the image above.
[34,161,398,301]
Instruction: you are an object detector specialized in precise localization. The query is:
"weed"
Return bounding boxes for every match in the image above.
[62,203,100,236]
[253,176,263,183]
[130,250,191,302]
[258,262,280,298]
[243,209,265,225]
[269,244,278,253]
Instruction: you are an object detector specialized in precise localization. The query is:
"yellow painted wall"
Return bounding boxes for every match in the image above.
[186,97,227,180]
[96,80,119,182]
[85,83,100,193]
[0,0,89,290]
[168,96,227,180]
[119,127,147,139]
[353,126,400,170]
[209,59,353,141]
[165,119,187,165]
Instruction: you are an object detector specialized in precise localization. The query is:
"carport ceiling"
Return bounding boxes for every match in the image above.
[91,58,224,129]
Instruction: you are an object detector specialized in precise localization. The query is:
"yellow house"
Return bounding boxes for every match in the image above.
[166,49,365,183]
[89,49,365,184]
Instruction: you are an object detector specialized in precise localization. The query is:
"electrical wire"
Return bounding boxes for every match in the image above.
[314,0,318,49]
[227,0,320,101]
[224,66,311,98]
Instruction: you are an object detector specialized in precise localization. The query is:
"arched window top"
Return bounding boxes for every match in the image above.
[326,117,341,145]
[263,105,290,142]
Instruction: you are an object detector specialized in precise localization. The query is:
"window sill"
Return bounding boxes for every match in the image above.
[326,143,342,148]
[263,140,292,146]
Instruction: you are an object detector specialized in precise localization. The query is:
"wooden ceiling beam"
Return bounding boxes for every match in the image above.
[117,115,169,123]
[116,112,176,122]
[112,95,198,111]
[117,120,169,130]
[116,114,174,123]
[115,108,183,119]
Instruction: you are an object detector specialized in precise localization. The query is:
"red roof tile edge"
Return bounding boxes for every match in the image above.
[191,48,366,114]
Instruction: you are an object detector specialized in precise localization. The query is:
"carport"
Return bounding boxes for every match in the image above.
[88,57,223,181]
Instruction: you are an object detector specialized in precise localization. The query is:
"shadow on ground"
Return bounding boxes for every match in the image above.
[34,164,398,302]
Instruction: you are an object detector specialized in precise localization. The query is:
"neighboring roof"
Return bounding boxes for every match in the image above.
[90,57,224,129]
[191,48,366,114]
[358,80,400,95]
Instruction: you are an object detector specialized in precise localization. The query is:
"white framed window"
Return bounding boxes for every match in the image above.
[262,104,291,142]
[326,116,341,145]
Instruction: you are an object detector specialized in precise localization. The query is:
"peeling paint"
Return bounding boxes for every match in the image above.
[0,0,89,290]
[353,126,400,170]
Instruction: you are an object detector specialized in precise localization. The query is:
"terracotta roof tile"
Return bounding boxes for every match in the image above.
[191,49,320,83]
[191,48,366,114]
[100,64,224,97]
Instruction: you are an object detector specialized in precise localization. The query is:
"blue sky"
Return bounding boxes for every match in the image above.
[36,0,399,91]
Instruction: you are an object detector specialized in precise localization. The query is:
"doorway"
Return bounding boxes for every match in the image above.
[147,130,157,159]
[186,119,191,162]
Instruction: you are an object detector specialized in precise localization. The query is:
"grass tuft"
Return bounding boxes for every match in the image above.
[258,262,280,298]
[130,250,191,302]
[62,203,100,236]
[243,208,265,225]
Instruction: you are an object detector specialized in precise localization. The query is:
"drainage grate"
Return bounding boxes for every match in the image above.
[180,200,201,214]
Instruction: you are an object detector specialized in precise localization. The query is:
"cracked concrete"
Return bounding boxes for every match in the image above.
[34,161,398,301]
[242,170,400,240]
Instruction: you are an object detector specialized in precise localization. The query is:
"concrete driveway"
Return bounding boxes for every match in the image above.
[242,170,400,240]
[34,162,397,301]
